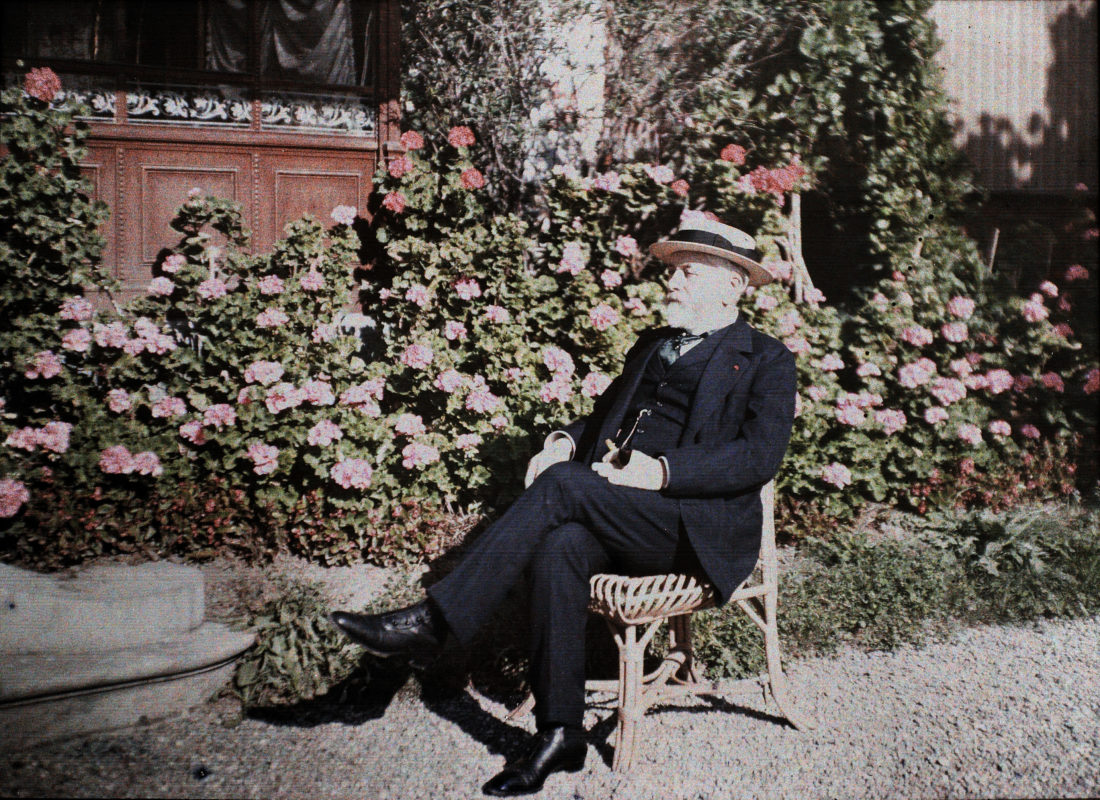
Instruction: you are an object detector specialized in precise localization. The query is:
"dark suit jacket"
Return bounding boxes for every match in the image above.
[560,316,796,603]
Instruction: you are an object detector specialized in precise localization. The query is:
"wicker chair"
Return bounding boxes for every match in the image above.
[509,480,814,771]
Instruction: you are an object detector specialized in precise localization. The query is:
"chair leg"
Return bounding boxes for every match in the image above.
[612,623,644,772]
[762,588,816,731]
[668,613,704,684]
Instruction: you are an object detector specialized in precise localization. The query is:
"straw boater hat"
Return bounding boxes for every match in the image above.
[650,218,773,286]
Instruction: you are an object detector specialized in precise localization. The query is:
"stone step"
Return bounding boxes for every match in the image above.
[0,622,255,749]
[0,561,205,654]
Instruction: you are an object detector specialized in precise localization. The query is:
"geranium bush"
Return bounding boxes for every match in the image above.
[2,69,1096,569]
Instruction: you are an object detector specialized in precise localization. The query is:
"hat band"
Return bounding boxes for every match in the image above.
[668,229,760,263]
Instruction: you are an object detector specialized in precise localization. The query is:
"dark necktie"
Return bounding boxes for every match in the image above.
[658,329,708,366]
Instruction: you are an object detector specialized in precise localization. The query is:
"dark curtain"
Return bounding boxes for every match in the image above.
[207,0,357,85]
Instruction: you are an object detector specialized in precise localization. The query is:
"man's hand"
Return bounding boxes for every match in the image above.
[524,437,573,488]
[591,445,664,490]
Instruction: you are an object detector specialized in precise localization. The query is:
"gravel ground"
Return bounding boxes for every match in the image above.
[3,613,1098,799]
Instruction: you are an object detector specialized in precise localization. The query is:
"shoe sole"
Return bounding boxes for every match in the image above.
[482,752,587,797]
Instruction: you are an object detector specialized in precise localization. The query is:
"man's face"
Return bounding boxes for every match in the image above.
[664,257,748,328]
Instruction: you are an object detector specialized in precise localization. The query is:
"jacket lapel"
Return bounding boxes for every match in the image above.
[683,317,754,440]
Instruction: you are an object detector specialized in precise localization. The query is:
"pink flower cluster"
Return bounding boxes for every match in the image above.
[5,421,72,454]
[247,443,280,475]
[454,278,481,300]
[448,126,476,147]
[299,270,324,291]
[1040,372,1065,392]
[107,389,132,413]
[460,168,485,190]
[466,380,501,414]
[1021,294,1049,323]
[331,204,358,225]
[1084,368,1100,395]
[0,478,30,518]
[204,403,237,428]
[400,130,424,150]
[485,305,509,323]
[719,144,747,165]
[401,343,434,370]
[817,353,844,372]
[624,297,648,317]
[59,296,94,321]
[601,270,623,289]
[1064,264,1089,282]
[406,284,430,307]
[61,328,92,352]
[244,360,285,385]
[857,362,882,377]
[930,377,967,406]
[589,303,620,331]
[557,242,587,276]
[941,322,969,342]
[445,321,468,341]
[152,396,186,419]
[99,446,162,476]
[835,405,866,426]
[670,179,690,197]
[957,423,983,445]
[308,420,343,447]
[900,325,934,347]
[456,433,482,452]
[179,420,206,445]
[947,296,975,319]
[265,383,304,414]
[988,420,1011,437]
[924,407,949,425]
[394,414,426,436]
[402,442,440,469]
[820,462,852,489]
[94,321,128,349]
[258,275,285,295]
[197,277,228,300]
[435,369,466,394]
[741,161,805,200]
[984,369,1014,394]
[25,350,62,379]
[775,310,802,337]
[24,67,61,103]
[382,192,406,214]
[582,372,612,398]
[148,277,175,297]
[614,235,639,257]
[331,458,373,489]
[898,358,937,388]
[301,379,336,406]
[542,346,575,377]
[256,308,290,328]
[784,336,811,356]
[1038,280,1058,297]
[875,409,907,435]
[162,253,186,273]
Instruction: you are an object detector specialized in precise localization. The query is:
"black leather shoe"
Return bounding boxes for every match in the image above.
[482,726,587,797]
[329,601,444,664]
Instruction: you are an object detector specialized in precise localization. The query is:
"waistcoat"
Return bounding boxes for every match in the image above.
[619,333,723,456]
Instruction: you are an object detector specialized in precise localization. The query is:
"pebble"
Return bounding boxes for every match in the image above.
[1,616,1098,798]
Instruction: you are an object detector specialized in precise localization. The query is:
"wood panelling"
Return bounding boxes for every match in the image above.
[80,134,377,300]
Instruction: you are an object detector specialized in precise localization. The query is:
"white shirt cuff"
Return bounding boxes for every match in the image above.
[658,456,670,489]
[544,431,576,459]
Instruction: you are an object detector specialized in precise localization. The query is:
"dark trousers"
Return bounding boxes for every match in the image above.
[427,461,694,728]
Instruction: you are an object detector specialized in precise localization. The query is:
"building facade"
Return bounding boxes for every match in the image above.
[2,0,401,298]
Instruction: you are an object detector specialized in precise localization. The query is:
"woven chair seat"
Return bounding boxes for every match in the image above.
[589,572,717,626]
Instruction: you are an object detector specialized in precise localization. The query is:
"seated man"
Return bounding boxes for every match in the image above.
[331,218,796,797]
